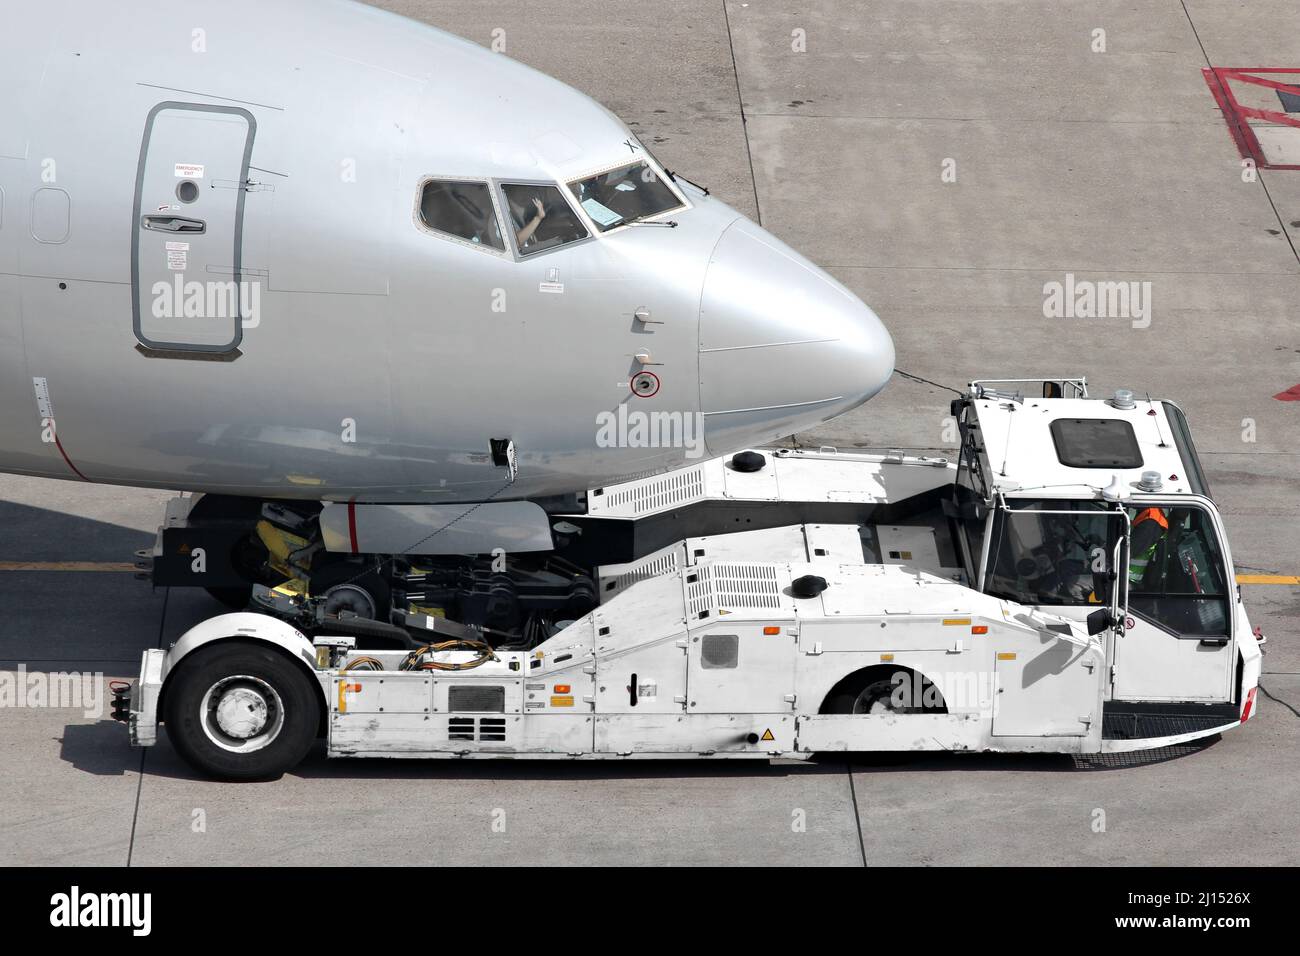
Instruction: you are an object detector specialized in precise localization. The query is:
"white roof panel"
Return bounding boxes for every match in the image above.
[972,396,1195,498]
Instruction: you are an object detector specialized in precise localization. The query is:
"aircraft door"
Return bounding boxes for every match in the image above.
[132,102,255,354]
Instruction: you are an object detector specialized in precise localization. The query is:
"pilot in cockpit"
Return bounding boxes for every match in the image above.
[511,196,547,247]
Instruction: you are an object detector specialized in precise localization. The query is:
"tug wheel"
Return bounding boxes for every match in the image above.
[822,667,946,715]
[163,641,320,781]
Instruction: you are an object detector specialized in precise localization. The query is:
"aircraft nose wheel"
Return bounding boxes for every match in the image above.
[321,583,378,619]
[309,562,392,622]
[201,676,284,752]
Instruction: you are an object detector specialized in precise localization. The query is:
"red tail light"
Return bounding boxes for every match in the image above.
[1241,686,1257,722]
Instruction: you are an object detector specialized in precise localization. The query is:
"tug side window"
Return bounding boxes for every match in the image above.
[1126,506,1229,636]
[500,183,589,255]
[419,180,504,251]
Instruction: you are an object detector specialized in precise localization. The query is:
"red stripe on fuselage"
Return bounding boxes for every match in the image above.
[52,430,90,482]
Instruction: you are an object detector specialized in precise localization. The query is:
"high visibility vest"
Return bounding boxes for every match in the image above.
[1128,508,1169,585]
[1133,508,1169,530]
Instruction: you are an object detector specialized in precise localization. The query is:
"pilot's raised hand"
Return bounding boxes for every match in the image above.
[515,197,548,246]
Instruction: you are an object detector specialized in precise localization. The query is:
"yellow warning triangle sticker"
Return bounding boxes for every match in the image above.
[760,728,775,742]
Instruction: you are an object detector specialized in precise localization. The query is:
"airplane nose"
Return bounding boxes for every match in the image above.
[698,219,895,455]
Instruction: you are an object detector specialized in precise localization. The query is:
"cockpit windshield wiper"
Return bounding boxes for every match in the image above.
[663,170,709,196]
[625,219,678,228]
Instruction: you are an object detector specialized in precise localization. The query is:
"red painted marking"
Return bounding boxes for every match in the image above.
[630,370,661,398]
[1203,68,1300,170]
[1274,384,1300,401]
[1203,69,1259,164]
[347,499,359,553]
[51,428,90,482]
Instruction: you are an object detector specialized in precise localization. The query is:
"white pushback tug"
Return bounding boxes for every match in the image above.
[115,378,1264,779]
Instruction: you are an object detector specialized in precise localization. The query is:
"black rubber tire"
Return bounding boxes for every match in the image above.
[822,671,932,715]
[308,561,392,621]
[163,641,320,781]
[189,494,267,611]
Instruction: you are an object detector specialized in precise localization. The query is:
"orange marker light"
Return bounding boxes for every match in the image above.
[763,626,780,635]
[971,625,988,635]
[554,684,571,694]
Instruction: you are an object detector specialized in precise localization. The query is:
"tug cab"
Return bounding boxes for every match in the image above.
[952,379,1251,732]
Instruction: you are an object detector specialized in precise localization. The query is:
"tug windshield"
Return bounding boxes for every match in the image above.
[568,161,684,231]
[985,500,1124,607]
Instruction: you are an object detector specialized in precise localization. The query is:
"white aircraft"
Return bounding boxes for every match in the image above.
[0,0,892,611]
[0,0,892,498]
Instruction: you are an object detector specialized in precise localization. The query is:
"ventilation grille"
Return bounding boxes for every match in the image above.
[448,685,505,713]
[701,633,739,669]
[686,564,784,618]
[448,716,507,742]
[599,466,705,515]
[606,549,683,597]
[1101,712,1232,741]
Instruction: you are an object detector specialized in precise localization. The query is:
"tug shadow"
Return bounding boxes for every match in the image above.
[61,721,1220,782]
[836,738,1220,773]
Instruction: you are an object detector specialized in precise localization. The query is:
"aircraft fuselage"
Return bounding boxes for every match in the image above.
[0,0,893,503]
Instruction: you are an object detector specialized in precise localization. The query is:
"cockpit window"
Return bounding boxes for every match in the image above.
[418,180,504,251]
[568,161,684,231]
[500,183,589,255]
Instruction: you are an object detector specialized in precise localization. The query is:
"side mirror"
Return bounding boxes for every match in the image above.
[1043,381,1063,399]
[1086,607,1115,635]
